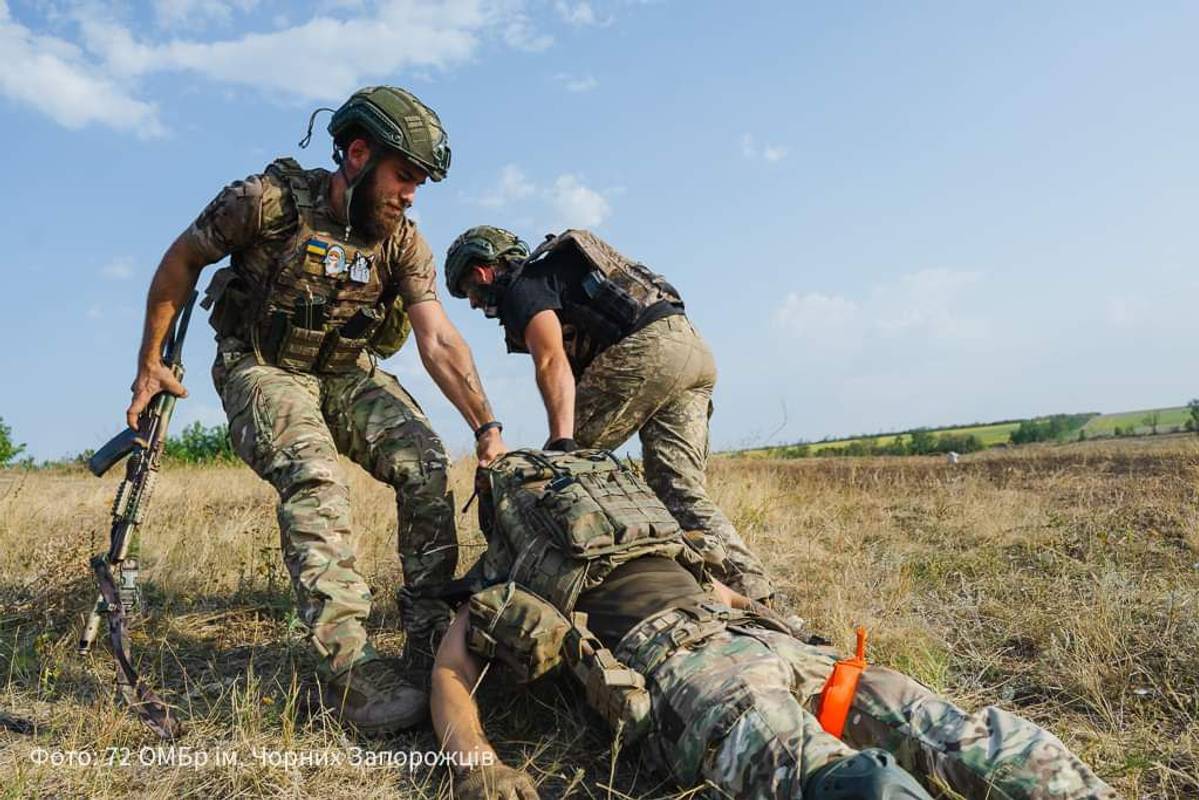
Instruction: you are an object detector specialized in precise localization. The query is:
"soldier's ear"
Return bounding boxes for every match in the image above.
[471,265,496,285]
[344,137,373,171]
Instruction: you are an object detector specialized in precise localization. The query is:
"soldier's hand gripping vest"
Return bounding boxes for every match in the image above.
[467,449,701,741]
[202,158,410,371]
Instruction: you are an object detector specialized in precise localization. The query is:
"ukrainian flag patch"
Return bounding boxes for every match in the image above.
[305,238,329,257]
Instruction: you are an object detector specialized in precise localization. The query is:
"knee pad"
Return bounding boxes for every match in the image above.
[804,749,932,800]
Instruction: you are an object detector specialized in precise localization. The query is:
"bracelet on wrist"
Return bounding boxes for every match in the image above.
[474,420,503,440]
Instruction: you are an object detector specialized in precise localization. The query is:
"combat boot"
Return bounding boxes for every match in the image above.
[322,657,428,734]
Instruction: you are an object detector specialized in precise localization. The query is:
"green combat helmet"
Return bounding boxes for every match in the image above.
[444,225,530,298]
[300,85,451,236]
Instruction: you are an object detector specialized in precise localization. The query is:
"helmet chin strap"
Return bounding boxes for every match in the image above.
[339,150,379,239]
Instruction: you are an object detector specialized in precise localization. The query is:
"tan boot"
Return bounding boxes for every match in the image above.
[322,657,427,734]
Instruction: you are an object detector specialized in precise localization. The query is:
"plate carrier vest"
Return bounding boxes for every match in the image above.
[502,230,683,374]
[203,158,407,372]
[465,449,704,741]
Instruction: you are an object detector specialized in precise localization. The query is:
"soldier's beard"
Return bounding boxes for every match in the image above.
[348,167,405,243]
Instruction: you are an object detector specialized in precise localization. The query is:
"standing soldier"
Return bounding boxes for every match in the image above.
[125,87,507,733]
[443,226,772,600]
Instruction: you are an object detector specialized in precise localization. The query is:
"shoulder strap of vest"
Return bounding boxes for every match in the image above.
[265,157,316,210]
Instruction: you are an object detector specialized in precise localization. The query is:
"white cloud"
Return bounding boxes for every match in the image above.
[554,72,598,92]
[549,174,611,228]
[1,1,561,136]
[0,2,165,137]
[462,166,612,230]
[874,269,986,340]
[741,132,788,163]
[502,13,554,52]
[774,269,988,348]
[763,145,788,162]
[101,256,136,280]
[475,164,536,207]
[555,1,597,25]
[76,5,487,101]
[774,292,859,339]
[152,0,258,30]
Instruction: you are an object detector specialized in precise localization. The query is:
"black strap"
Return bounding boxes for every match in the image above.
[473,420,503,440]
[93,557,182,740]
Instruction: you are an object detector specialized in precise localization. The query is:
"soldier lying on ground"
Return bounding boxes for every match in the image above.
[428,450,1117,800]
[443,226,773,601]
[126,86,508,734]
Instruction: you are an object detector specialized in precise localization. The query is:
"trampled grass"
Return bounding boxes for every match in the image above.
[2,437,1197,798]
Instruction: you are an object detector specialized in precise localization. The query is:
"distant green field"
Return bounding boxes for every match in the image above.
[796,421,1023,452]
[1082,406,1189,436]
[739,420,1023,458]
[734,405,1193,459]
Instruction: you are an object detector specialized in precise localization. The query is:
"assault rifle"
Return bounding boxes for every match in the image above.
[78,291,197,739]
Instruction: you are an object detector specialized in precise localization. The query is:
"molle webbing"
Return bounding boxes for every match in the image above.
[614,603,737,678]
[249,158,389,372]
[484,450,686,614]
[525,230,682,320]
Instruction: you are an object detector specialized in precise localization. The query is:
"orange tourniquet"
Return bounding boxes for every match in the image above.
[817,626,868,738]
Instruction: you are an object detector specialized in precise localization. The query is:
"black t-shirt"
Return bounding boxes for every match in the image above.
[574,556,709,650]
[498,258,682,374]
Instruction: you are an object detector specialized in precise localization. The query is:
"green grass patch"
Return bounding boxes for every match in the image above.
[1082,406,1190,436]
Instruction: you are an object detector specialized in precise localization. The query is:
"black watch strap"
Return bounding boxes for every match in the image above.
[474,420,503,440]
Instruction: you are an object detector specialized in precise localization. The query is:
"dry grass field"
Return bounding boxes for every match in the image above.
[2,436,1197,799]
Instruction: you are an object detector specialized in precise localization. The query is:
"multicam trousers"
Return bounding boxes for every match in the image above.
[212,343,456,676]
[615,609,1116,800]
[575,315,774,600]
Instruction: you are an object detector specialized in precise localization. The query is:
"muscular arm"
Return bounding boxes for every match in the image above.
[407,300,507,463]
[126,234,212,428]
[523,310,575,442]
[431,608,497,767]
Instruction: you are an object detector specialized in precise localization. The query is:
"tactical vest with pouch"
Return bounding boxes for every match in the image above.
[466,449,705,741]
[503,230,683,374]
[202,157,410,371]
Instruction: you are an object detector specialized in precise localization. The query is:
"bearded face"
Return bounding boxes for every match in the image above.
[348,165,402,243]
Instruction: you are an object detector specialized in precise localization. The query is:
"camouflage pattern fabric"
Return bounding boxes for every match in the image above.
[212,340,456,676]
[844,665,1118,800]
[616,611,852,796]
[617,612,1117,799]
[574,315,774,600]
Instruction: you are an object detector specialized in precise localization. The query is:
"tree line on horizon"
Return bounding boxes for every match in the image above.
[4,400,1199,468]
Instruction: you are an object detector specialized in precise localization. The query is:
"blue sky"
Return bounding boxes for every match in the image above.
[2,0,1196,461]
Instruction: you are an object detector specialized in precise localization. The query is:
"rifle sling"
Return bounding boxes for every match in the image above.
[93,557,183,740]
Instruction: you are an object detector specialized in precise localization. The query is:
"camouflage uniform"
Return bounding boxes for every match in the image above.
[616,609,1117,799]
[573,314,773,600]
[187,162,455,676]
[464,450,1116,799]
